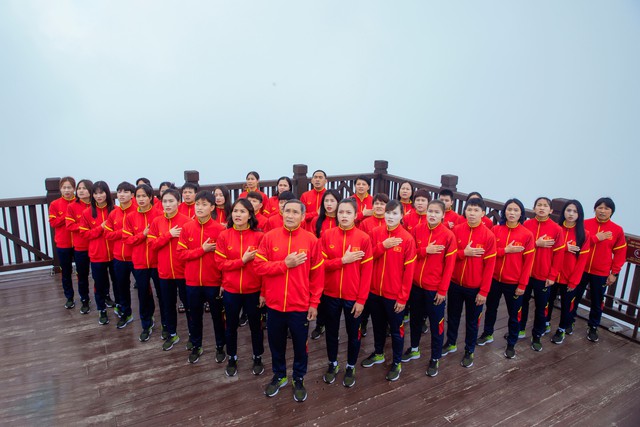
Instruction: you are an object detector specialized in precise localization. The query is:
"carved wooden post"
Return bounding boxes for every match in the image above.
[373,160,389,195]
[551,198,568,223]
[45,177,62,271]
[184,170,200,187]
[440,174,458,192]
[292,164,309,199]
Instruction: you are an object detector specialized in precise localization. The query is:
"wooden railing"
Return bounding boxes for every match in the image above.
[1,160,638,341]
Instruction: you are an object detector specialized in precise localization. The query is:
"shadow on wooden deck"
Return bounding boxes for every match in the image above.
[1,270,639,426]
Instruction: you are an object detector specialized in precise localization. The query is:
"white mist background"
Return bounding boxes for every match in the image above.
[1,1,638,233]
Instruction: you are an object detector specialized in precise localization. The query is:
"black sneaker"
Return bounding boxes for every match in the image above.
[80,301,90,314]
[343,366,356,388]
[116,315,133,329]
[323,363,339,384]
[64,298,75,309]
[188,347,203,364]
[311,325,325,340]
[239,312,248,327]
[421,319,429,334]
[215,346,227,363]
[360,320,368,337]
[531,336,543,352]
[162,334,180,351]
[401,348,421,363]
[104,296,114,308]
[504,345,516,359]
[161,327,169,341]
[461,351,474,368]
[252,356,265,375]
[426,359,439,377]
[185,340,194,351]
[139,328,152,342]
[293,378,307,402]
[385,363,402,381]
[98,310,109,325]
[178,303,186,313]
[551,330,565,344]
[566,323,574,335]
[587,326,599,342]
[265,375,288,397]
[225,357,238,376]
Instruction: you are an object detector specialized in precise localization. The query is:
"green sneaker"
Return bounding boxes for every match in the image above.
[361,352,385,368]
[322,363,339,384]
[441,343,457,356]
[531,336,543,352]
[215,346,227,363]
[385,363,402,381]
[265,376,288,397]
[311,325,325,340]
[252,356,265,376]
[139,326,153,342]
[163,334,180,351]
[98,310,109,325]
[116,315,133,329]
[403,314,410,323]
[104,295,115,308]
[343,366,356,388]
[544,323,551,335]
[461,351,474,368]
[477,332,494,346]
[292,378,307,402]
[161,327,169,341]
[185,340,194,351]
[426,359,439,377]
[80,301,90,315]
[504,345,516,359]
[188,347,203,364]
[551,330,565,344]
[225,357,238,376]
[64,299,75,309]
[113,306,123,319]
[518,330,526,339]
[400,348,421,363]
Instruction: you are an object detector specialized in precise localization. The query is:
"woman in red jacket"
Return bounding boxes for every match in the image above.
[215,198,265,376]
[79,181,115,325]
[239,171,271,215]
[548,200,591,344]
[49,176,77,309]
[397,181,414,215]
[65,179,93,314]
[213,185,232,226]
[352,176,374,224]
[148,188,191,351]
[361,200,416,382]
[477,198,534,359]
[267,176,293,218]
[320,198,373,387]
[124,184,164,342]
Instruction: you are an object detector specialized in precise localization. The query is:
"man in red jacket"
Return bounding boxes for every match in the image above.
[254,199,325,403]
[300,169,327,224]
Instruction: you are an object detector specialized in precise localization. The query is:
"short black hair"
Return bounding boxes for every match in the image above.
[439,189,454,199]
[312,170,327,178]
[373,193,390,204]
[136,177,151,186]
[182,182,199,192]
[195,190,215,205]
[414,189,430,201]
[465,198,486,211]
[247,191,264,203]
[278,191,296,201]
[116,181,135,193]
[161,188,181,203]
[594,197,615,215]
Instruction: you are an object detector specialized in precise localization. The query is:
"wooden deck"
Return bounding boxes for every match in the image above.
[1,270,639,427]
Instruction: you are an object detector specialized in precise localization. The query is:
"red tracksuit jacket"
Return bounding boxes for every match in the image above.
[79,205,115,263]
[177,217,225,287]
[359,215,385,236]
[123,207,161,270]
[457,215,494,229]
[49,196,76,249]
[443,209,460,230]
[492,223,535,290]
[353,193,373,224]
[214,226,264,294]
[148,212,190,280]
[557,224,591,287]
[401,201,413,216]
[321,225,373,305]
[265,213,283,232]
[254,225,325,312]
[66,200,91,251]
[104,203,136,262]
[523,218,565,282]
[403,210,427,233]
[239,190,272,216]
[307,215,338,237]
[178,202,196,220]
[584,218,627,276]
[370,224,417,305]
[214,207,227,226]
[300,188,326,223]
[412,222,457,296]
[451,222,497,297]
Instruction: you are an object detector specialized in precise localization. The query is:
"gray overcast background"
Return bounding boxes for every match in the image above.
[1,1,638,233]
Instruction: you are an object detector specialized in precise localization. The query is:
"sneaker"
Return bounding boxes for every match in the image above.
[461,351,474,368]
[421,319,429,334]
[531,336,543,352]
[361,352,385,368]
[343,366,356,388]
[252,356,265,375]
[80,301,90,314]
[360,320,368,337]
[323,363,339,384]
[401,348,421,363]
[386,363,402,381]
[104,295,115,308]
[161,327,169,341]
[311,325,325,340]
[185,341,194,351]
[64,298,75,309]
[544,323,551,335]
[98,310,109,325]
[518,330,526,339]
[293,378,307,402]
[442,343,457,356]
[188,347,203,364]
[113,306,123,319]
[265,376,288,397]
[551,330,565,344]
[139,328,152,342]
[215,346,227,363]
[566,323,574,335]
[163,334,180,351]
[426,359,439,377]
[477,332,494,346]
[587,326,599,342]
[225,357,238,376]
[403,314,410,323]
[178,303,186,313]
[504,345,516,359]
[239,312,248,327]
[116,315,133,329]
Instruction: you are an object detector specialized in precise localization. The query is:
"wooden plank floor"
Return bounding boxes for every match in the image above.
[1,270,639,427]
